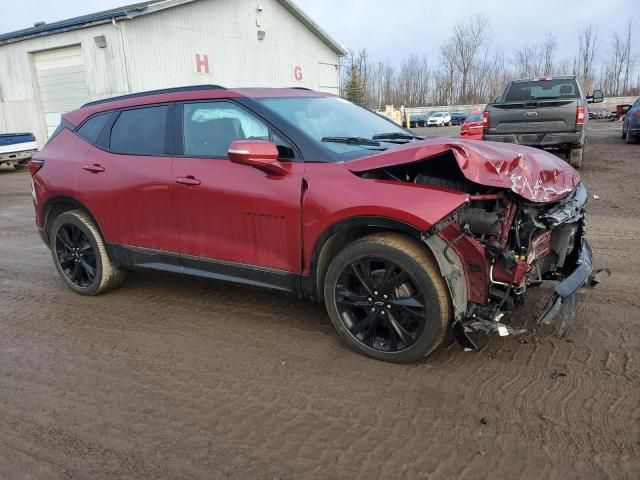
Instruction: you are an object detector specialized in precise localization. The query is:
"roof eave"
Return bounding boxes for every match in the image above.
[276,0,345,56]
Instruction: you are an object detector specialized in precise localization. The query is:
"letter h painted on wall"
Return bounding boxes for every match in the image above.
[195,54,210,74]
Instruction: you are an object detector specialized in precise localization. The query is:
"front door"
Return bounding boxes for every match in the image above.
[171,101,304,274]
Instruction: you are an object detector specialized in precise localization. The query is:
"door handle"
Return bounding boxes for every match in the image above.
[82,164,105,173]
[175,175,201,186]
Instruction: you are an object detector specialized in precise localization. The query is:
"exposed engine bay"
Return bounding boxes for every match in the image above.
[358,151,598,347]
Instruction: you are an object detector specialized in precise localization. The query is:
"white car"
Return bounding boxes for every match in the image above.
[427,112,451,127]
[0,133,37,170]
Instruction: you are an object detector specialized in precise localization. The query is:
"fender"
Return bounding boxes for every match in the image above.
[38,194,105,246]
[302,215,427,300]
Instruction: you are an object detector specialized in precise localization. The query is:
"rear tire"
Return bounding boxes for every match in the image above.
[50,210,127,295]
[626,130,637,144]
[323,233,451,363]
[568,146,584,169]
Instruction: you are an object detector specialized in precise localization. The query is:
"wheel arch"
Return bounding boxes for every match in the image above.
[303,216,425,302]
[41,195,105,246]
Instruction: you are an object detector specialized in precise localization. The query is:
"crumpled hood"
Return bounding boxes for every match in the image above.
[345,137,580,203]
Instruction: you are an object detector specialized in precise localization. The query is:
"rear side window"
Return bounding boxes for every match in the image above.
[77,113,111,144]
[110,106,168,155]
[504,79,580,102]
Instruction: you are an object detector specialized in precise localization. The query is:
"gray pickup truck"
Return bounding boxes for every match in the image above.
[483,76,604,169]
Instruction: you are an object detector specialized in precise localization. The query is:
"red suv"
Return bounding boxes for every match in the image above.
[30,85,597,362]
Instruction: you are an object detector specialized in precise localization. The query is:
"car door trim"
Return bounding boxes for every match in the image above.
[106,244,301,293]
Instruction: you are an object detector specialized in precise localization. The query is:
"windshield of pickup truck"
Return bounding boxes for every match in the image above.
[258,96,412,160]
[504,79,580,102]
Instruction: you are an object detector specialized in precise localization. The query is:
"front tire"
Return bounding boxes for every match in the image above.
[323,233,451,363]
[50,210,126,295]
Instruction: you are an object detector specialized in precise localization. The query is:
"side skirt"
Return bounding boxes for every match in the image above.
[107,244,302,294]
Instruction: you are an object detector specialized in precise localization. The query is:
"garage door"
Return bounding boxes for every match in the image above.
[34,45,90,137]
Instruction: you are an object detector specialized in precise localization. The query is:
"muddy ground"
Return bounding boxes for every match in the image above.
[0,120,638,480]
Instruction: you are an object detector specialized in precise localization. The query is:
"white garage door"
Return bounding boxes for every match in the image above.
[317,62,339,94]
[34,45,90,137]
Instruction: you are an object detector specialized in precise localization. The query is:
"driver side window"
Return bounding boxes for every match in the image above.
[182,102,295,160]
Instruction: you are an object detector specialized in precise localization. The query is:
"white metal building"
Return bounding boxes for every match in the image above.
[0,0,344,145]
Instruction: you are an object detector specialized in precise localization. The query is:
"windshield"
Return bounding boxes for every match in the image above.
[257,96,411,160]
[504,78,580,101]
[432,113,443,117]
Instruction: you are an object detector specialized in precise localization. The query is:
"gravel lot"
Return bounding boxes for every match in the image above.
[0,120,638,480]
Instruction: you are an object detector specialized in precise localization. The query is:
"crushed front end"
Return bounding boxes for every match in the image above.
[428,182,599,349]
[348,139,602,348]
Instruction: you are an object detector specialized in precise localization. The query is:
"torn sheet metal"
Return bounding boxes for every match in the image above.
[345,138,580,203]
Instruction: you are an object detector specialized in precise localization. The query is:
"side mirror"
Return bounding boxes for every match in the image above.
[494,96,501,103]
[587,89,604,104]
[228,140,288,176]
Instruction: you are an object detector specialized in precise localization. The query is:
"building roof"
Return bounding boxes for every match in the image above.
[0,0,345,55]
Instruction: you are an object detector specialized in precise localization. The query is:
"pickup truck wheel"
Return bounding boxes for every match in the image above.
[568,146,584,169]
[323,233,450,363]
[626,130,637,144]
[50,210,126,295]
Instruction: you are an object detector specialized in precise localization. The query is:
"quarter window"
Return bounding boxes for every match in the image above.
[77,112,111,144]
[109,106,168,155]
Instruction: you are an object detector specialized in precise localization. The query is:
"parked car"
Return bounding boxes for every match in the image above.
[615,104,632,121]
[622,97,640,143]
[589,108,611,120]
[460,112,484,140]
[0,132,37,170]
[450,112,467,126]
[409,114,427,128]
[30,85,598,362]
[427,111,451,127]
[483,75,604,169]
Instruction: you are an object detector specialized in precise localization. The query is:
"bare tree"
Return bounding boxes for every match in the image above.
[513,44,542,78]
[541,33,557,75]
[577,25,600,92]
[621,19,636,94]
[449,15,490,103]
[340,20,640,109]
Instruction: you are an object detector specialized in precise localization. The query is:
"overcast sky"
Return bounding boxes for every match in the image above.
[2,0,637,65]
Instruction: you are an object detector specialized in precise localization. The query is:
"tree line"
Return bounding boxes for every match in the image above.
[342,15,638,108]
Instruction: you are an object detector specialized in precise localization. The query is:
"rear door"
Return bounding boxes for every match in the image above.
[171,100,304,274]
[76,105,178,252]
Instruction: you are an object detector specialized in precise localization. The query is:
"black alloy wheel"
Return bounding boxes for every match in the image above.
[55,223,97,288]
[335,257,427,352]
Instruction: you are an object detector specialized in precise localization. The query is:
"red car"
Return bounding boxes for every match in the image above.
[30,85,598,362]
[460,112,485,140]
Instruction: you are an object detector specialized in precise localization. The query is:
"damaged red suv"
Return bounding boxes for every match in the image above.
[30,85,598,362]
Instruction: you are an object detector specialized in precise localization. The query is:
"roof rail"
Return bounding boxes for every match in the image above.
[82,84,226,107]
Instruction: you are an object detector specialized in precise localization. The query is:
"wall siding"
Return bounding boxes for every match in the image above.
[0,0,340,145]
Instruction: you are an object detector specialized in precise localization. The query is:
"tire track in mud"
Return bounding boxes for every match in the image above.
[1,125,640,479]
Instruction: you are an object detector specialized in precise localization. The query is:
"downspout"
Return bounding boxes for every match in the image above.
[112,17,131,94]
